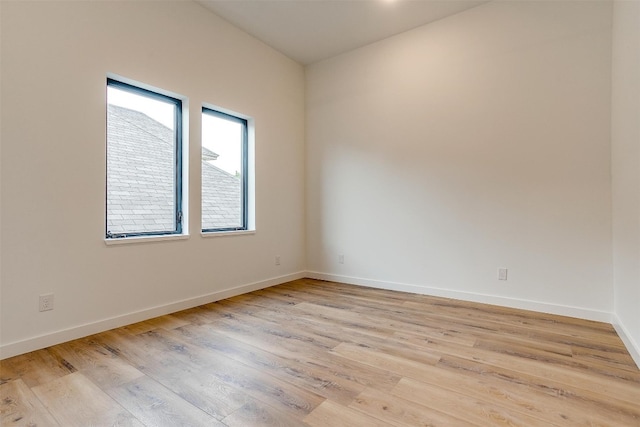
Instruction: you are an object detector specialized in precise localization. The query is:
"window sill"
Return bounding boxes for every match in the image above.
[104,233,190,246]
[201,230,256,238]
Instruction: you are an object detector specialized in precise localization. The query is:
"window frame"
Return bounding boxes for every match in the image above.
[201,107,249,233]
[105,78,184,239]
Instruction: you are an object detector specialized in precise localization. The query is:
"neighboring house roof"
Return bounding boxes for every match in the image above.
[201,161,242,230]
[107,105,241,235]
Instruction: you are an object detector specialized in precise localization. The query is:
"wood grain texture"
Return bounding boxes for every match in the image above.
[106,376,225,426]
[221,400,302,427]
[304,399,392,427]
[31,372,143,427]
[0,379,60,426]
[1,278,638,426]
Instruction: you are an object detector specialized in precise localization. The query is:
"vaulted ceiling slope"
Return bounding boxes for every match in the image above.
[197,0,487,65]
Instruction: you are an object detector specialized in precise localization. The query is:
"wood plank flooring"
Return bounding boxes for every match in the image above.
[1,278,639,426]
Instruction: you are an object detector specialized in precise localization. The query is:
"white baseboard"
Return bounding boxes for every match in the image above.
[612,315,640,370]
[0,271,306,360]
[306,271,613,323]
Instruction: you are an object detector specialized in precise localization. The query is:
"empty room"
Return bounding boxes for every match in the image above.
[1,0,639,425]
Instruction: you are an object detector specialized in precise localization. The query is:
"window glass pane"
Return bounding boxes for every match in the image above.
[106,83,179,237]
[201,111,245,231]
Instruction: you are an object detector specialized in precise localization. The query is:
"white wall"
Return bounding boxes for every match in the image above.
[611,0,640,365]
[0,0,306,358]
[306,1,613,319]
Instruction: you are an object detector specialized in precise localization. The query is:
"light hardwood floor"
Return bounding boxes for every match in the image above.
[1,278,639,426]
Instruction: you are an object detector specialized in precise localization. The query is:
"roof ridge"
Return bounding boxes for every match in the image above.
[202,159,239,179]
[108,104,173,145]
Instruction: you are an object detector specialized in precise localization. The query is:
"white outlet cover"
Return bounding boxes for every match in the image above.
[39,293,54,311]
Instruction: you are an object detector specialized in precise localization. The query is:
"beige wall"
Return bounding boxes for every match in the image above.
[0,0,306,357]
[611,0,640,364]
[306,1,613,319]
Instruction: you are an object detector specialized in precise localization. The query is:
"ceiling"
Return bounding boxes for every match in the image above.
[197,0,487,65]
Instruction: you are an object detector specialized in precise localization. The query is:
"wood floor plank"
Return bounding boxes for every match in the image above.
[288,281,626,353]
[350,387,475,427]
[388,311,633,362]
[401,298,618,337]
[275,302,397,343]
[304,399,392,427]
[169,305,224,326]
[222,400,304,427]
[188,316,402,392]
[327,291,623,355]
[47,337,145,390]
[0,379,60,426]
[388,362,605,426]
[123,314,190,335]
[291,299,516,354]
[390,377,557,426]
[207,301,344,350]
[31,371,143,427]
[244,288,305,308]
[571,345,640,372]
[437,355,640,426]
[452,343,640,405]
[172,323,366,405]
[0,348,75,388]
[399,301,627,352]
[95,329,257,420]
[94,329,158,369]
[371,325,640,407]
[331,342,440,379]
[131,328,326,419]
[164,367,252,420]
[106,376,224,426]
[473,336,640,383]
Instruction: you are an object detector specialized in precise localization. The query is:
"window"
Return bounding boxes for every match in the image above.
[106,78,183,239]
[201,107,248,232]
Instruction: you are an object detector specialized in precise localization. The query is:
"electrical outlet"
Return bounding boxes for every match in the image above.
[275,255,281,266]
[498,268,508,281]
[338,254,344,264]
[39,293,54,312]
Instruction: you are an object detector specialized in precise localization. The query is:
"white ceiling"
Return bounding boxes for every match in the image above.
[197,0,487,65]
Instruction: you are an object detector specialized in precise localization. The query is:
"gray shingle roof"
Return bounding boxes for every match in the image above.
[107,105,241,235]
[202,162,242,230]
